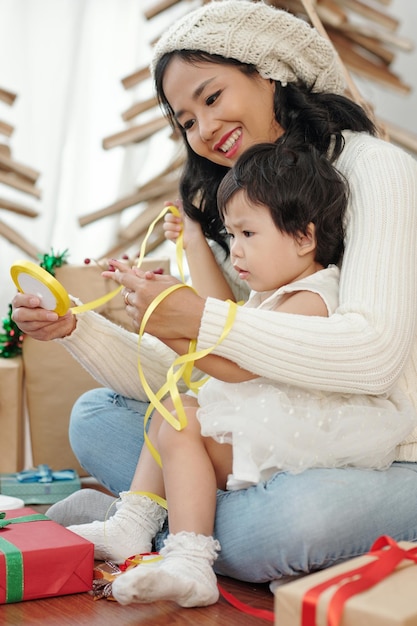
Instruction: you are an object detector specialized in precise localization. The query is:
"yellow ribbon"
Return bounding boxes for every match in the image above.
[138,291,238,469]
[11,204,240,511]
[9,205,183,317]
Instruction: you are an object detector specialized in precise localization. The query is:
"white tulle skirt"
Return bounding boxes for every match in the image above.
[197,378,416,490]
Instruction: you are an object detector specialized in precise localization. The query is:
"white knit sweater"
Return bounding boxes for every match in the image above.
[59,131,417,462]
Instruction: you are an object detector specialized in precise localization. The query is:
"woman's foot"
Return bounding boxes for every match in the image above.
[66,491,167,563]
[112,532,220,607]
[47,488,116,526]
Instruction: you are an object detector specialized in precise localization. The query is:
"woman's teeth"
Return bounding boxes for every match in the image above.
[219,129,241,152]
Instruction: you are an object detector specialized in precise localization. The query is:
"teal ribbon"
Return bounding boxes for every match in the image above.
[16,464,76,484]
[0,511,49,603]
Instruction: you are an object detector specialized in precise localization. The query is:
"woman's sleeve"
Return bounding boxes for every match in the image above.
[198,139,417,395]
[56,310,197,400]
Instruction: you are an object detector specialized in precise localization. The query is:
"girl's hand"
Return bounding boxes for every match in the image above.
[103,260,204,339]
[162,200,205,250]
[163,200,183,243]
[11,292,76,340]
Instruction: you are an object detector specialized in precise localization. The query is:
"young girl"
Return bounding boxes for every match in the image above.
[67,141,415,608]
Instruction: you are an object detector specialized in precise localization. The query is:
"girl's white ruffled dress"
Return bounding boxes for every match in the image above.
[197,266,416,490]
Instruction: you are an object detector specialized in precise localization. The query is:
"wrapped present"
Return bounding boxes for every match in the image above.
[274,536,417,626]
[0,356,24,473]
[92,553,162,601]
[0,507,93,603]
[0,465,80,504]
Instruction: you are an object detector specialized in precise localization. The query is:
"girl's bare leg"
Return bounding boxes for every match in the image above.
[112,394,232,607]
[65,409,169,562]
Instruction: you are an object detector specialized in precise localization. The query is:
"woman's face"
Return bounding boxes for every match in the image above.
[162,57,284,167]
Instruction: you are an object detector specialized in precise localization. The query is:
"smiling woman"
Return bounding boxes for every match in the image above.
[10,0,417,610]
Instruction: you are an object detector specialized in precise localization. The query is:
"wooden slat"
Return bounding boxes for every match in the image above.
[121,66,150,90]
[0,196,39,217]
[144,0,183,20]
[0,218,42,258]
[0,152,40,183]
[300,0,372,116]
[0,120,14,137]
[338,22,414,52]
[0,171,42,198]
[102,116,168,150]
[332,0,399,31]
[79,177,179,227]
[0,87,17,106]
[101,221,167,260]
[328,26,394,65]
[316,0,348,27]
[0,143,11,157]
[330,30,411,94]
[122,96,158,122]
[117,189,179,241]
[379,119,417,154]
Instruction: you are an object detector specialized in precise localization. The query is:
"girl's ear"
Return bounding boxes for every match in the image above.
[295,222,317,256]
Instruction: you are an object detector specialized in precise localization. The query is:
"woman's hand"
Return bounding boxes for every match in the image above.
[103,260,205,339]
[11,292,76,341]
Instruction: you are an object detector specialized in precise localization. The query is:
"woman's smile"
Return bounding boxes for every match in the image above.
[162,57,283,166]
[214,128,243,158]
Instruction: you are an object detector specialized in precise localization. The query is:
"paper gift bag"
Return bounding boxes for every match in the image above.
[275,536,417,626]
[22,259,170,476]
[0,507,93,603]
[0,356,24,473]
[23,337,100,476]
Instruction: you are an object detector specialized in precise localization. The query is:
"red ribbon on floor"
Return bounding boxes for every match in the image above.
[302,535,417,626]
[218,584,274,621]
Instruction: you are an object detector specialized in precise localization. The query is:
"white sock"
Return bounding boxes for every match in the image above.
[66,492,167,563]
[112,532,220,608]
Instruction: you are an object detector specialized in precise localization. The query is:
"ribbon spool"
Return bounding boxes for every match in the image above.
[10,205,183,317]
[10,261,72,316]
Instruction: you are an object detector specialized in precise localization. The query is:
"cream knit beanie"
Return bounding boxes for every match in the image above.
[151,0,345,94]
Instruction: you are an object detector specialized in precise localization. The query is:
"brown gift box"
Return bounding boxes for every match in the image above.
[0,356,24,472]
[275,539,417,626]
[22,259,170,476]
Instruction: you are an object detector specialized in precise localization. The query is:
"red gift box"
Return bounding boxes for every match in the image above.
[0,507,94,603]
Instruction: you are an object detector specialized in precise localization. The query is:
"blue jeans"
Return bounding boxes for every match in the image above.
[69,387,417,583]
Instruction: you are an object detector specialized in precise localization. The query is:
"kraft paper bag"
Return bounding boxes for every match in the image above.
[275,540,417,626]
[22,259,170,477]
[0,356,24,472]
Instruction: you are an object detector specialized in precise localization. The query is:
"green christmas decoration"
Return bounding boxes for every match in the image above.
[38,248,69,276]
[1,249,69,358]
[0,304,24,358]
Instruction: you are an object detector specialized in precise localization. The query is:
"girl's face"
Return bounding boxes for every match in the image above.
[224,191,317,293]
[162,57,284,166]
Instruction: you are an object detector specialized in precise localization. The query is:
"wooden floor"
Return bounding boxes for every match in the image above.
[1,576,275,625]
[0,499,276,625]
[0,576,274,625]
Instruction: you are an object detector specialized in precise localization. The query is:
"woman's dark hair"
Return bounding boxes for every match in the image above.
[154,50,375,254]
[217,141,348,267]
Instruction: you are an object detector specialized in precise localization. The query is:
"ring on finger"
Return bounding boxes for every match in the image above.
[124,291,131,306]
